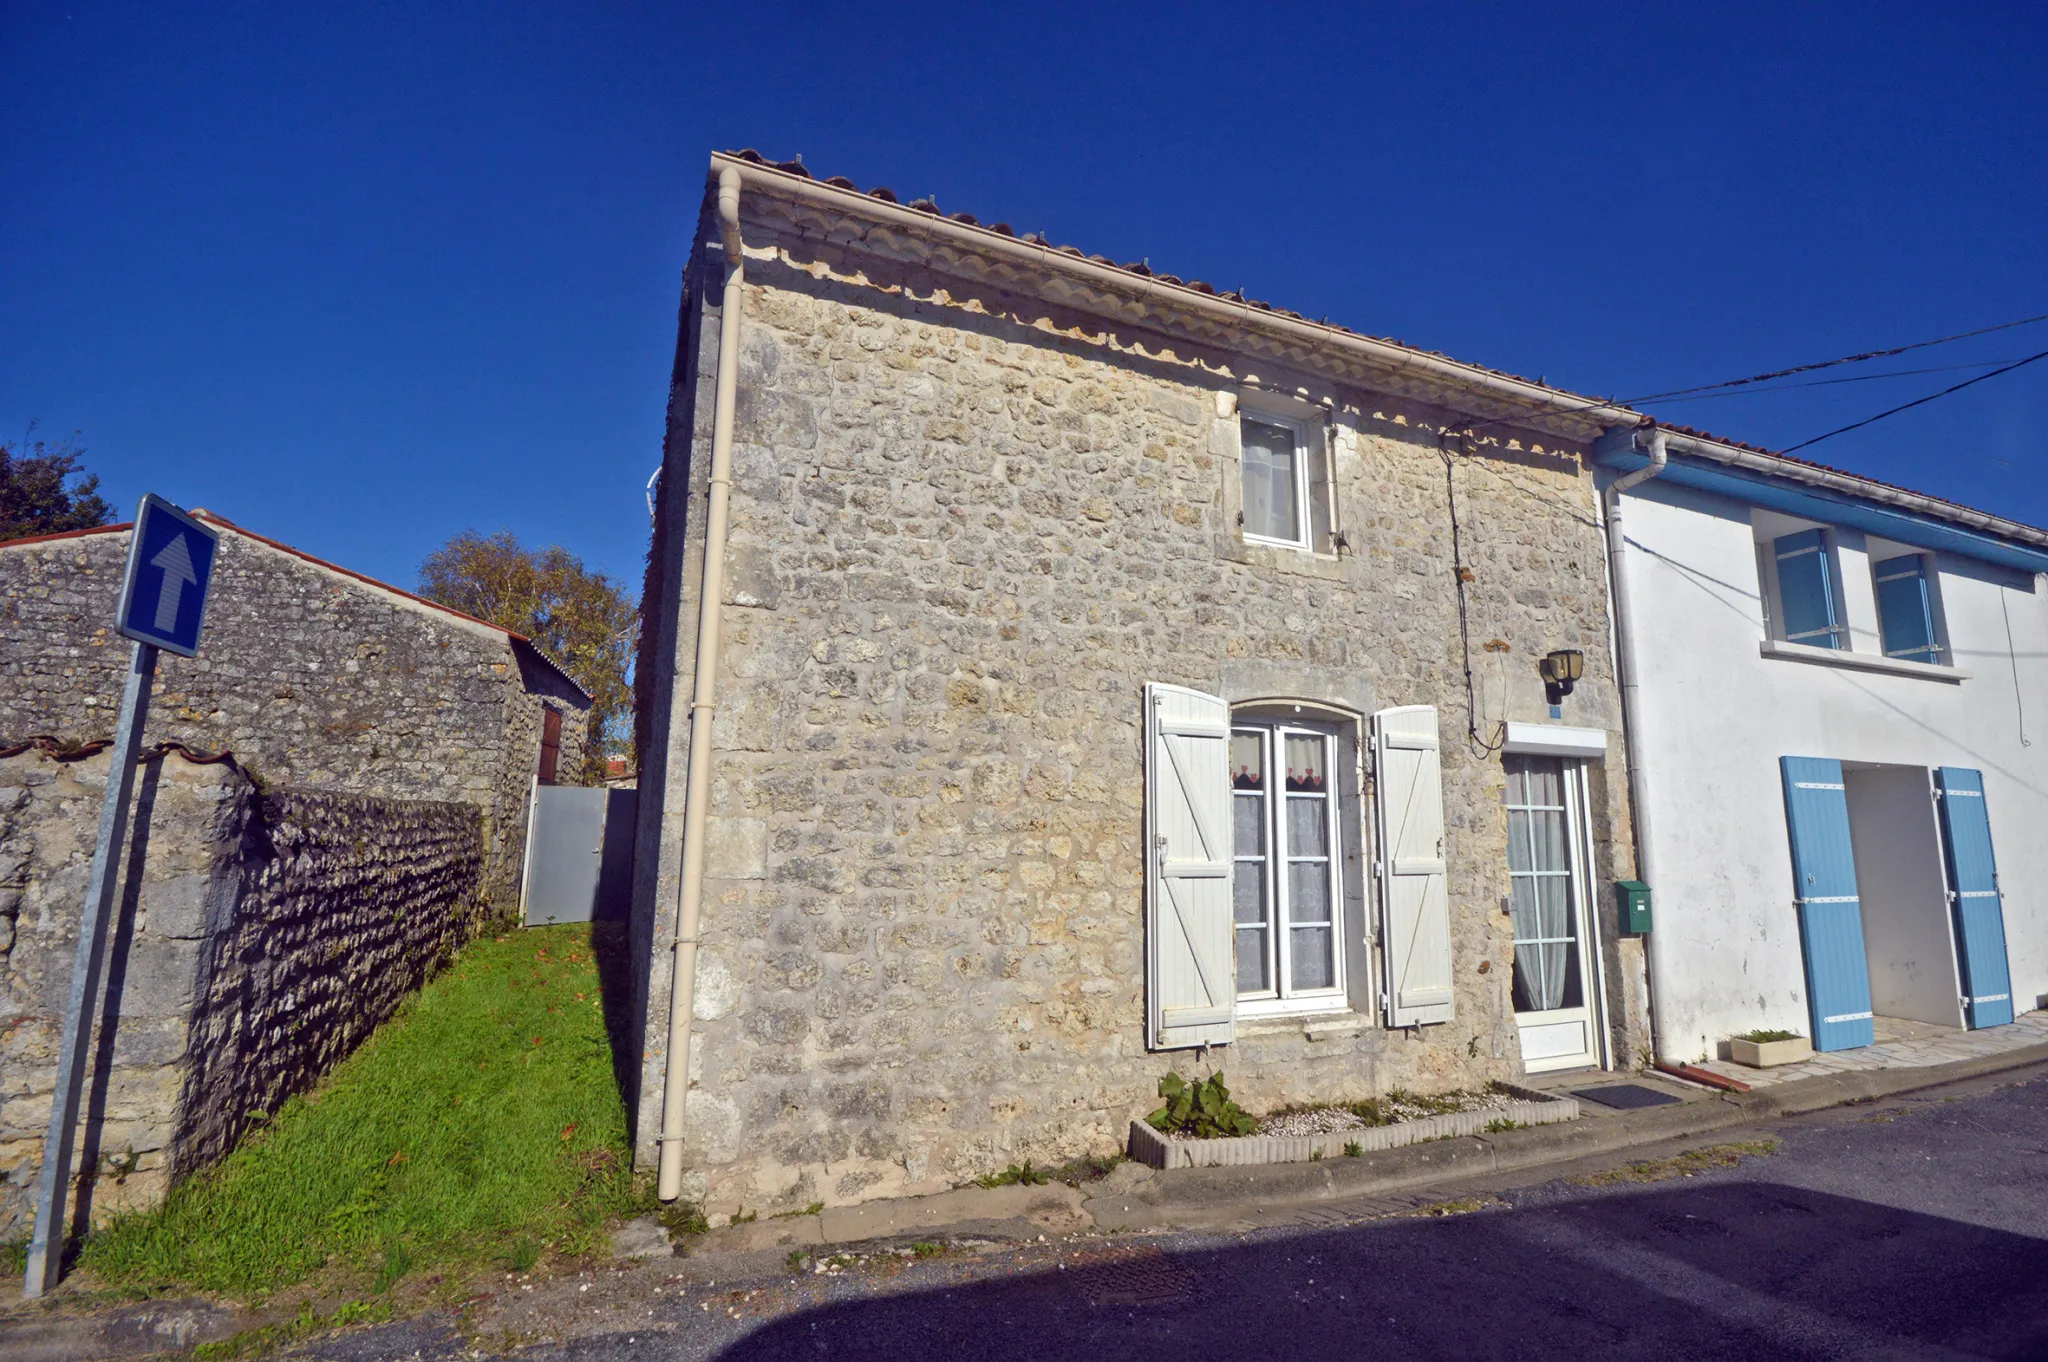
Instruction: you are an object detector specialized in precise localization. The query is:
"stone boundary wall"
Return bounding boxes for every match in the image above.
[0,526,586,908]
[0,747,484,1235]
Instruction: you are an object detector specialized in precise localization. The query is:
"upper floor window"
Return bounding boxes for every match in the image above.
[1239,413,1333,553]
[1874,553,1943,664]
[1772,529,1844,650]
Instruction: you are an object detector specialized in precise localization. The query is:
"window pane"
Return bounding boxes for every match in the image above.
[1287,861,1332,924]
[1875,559,1938,663]
[1508,874,1542,942]
[1234,791,1266,856]
[1775,531,1839,649]
[1290,925,1334,990]
[1524,760,1562,808]
[1241,418,1300,542]
[1285,796,1327,856]
[1528,808,1567,873]
[1506,808,1532,874]
[1283,734,1326,791]
[1236,925,1270,992]
[1231,732,1264,790]
[1234,861,1268,926]
[1307,427,1333,553]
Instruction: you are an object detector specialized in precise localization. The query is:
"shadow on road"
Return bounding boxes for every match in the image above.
[716,1181,2048,1361]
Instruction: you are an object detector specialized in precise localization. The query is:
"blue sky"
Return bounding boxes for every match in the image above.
[5,2,2044,594]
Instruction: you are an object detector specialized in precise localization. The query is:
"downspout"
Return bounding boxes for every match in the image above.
[657,163,744,1202]
[1603,424,1668,1059]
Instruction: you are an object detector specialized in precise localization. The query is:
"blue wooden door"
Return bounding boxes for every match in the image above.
[1780,756,1875,1051]
[1934,767,2015,1028]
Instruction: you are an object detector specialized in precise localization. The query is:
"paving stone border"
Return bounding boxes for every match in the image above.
[1126,1082,1580,1170]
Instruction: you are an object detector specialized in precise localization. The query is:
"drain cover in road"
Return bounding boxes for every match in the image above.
[1572,1083,1683,1110]
[1069,1245,1198,1308]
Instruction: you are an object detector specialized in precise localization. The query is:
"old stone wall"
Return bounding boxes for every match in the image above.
[0,527,585,906]
[174,785,486,1178]
[0,747,483,1235]
[634,216,1651,1217]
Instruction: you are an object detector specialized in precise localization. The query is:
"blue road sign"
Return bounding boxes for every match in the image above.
[115,495,220,657]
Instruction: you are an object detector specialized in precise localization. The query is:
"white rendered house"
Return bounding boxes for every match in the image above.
[1597,425,2048,1061]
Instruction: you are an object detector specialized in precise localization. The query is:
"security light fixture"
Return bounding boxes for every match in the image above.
[1540,648,1585,705]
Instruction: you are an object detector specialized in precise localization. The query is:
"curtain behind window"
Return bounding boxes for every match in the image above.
[1241,418,1299,542]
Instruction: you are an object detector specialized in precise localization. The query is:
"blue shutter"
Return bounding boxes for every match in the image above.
[1933,767,2015,1029]
[1780,756,1875,1051]
[1874,557,1939,663]
[1774,530,1841,649]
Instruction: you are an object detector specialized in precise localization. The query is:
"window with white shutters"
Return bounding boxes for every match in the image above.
[1230,722,1345,1014]
[1145,684,1236,1050]
[1373,705,1454,1026]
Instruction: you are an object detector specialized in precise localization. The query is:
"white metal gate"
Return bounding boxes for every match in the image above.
[520,783,637,926]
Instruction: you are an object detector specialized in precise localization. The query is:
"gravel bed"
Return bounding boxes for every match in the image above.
[1258,1089,1514,1138]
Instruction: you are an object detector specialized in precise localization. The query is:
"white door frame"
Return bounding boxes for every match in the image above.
[1508,758,1610,1073]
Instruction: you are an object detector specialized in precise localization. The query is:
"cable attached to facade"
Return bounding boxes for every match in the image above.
[1440,430,1504,755]
[2003,588,2032,748]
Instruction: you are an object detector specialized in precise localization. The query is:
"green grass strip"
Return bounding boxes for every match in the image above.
[81,923,642,1297]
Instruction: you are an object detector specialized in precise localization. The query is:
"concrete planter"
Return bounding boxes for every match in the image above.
[1127,1083,1580,1171]
[1728,1035,1813,1068]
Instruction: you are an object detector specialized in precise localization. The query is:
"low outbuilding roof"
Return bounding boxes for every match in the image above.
[0,513,592,702]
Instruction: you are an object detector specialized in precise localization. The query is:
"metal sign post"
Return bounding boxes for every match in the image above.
[23,496,216,1299]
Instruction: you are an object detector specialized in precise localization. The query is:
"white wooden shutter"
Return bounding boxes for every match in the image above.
[1373,704,1454,1026]
[1145,683,1235,1050]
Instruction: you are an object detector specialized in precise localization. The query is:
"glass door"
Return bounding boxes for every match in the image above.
[1505,755,1602,1071]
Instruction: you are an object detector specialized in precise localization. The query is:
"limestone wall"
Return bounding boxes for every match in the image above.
[0,527,585,906]
[634,217,1652,1217]
[0,747,483,1235]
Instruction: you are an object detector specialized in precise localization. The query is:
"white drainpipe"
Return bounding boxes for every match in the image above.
[1604,424,1669,1058]
[656,163,744,1202]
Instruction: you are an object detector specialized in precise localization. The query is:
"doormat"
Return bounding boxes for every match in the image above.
[1571,1083,1682,1110]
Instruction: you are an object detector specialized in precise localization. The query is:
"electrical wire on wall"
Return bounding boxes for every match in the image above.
[1440,427,1504,755]
[2003,588,2032,748]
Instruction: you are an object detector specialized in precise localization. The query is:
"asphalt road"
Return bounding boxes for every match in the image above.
[297,1069,2048,1361]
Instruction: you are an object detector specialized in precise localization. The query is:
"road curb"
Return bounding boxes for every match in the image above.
[1084,1042,2048,1230]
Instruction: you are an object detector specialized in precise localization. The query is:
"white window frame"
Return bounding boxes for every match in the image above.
[1238,411,1317,552]
[1231,722,1348,1017]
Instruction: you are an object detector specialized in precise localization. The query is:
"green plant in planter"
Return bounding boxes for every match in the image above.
[1146,1072,1258,1138]
[1736,1028,1800,1044]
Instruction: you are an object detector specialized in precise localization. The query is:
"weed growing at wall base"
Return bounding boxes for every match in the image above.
[80,925,639,1297]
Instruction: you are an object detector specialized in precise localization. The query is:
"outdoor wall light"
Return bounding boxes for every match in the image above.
[1539,648,1585,704]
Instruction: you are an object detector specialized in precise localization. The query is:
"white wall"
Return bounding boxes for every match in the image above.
[1616,477,2048,1058]
[1844,763,1962,1028]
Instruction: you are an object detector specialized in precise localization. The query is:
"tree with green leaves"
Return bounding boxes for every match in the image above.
[419,530,637,782]
[1,427,115,541]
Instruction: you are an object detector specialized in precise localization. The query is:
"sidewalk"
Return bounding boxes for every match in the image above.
[1691,1009,2048,1089]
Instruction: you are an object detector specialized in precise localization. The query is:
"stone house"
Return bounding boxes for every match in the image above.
[627,150,1657,1217]
[0,512,591,905]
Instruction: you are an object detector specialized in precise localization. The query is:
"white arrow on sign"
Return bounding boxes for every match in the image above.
[150,533,197,632]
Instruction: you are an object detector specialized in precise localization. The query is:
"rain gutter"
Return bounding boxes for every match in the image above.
[656,162,744,1202]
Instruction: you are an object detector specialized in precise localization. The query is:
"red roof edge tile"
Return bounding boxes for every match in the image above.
[0,515,591,701]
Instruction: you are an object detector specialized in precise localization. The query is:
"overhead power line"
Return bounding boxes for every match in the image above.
[1779,348,2048,454]
[1634,358,2030,405]
[1620,311,2048,405]
[1453,308,2048,440]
